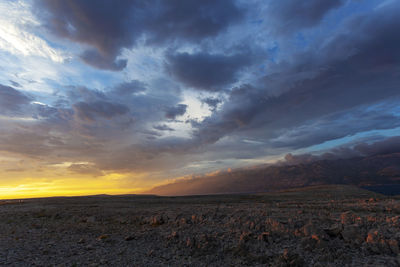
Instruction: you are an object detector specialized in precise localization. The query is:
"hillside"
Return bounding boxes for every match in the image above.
[148,153,400,196]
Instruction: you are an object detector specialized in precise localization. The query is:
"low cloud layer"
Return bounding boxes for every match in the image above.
[149,137,400,195]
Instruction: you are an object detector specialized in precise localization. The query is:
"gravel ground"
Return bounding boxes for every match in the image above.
[1,185,400,266]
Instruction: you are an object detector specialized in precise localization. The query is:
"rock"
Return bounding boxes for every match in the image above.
[151,215,164,226]
[301,236,318,250]
[277,248,305,266]
[85,245,94,251]
[302,223,315,236]
[257,232,272,243]
[324,223,342,237]
[125,235,135,241]
[52,213,62,220]
[186,237,196,248]
[302,223,329,241]
[86,216,96,223]
[365,229,394,254]
[341,224,363,244]
[239,232,251,243]
[167,231,179,240]
[387,239,399,255]
[97,234,109,241]
[178,217,189,226]
[366,229,380,244]
[340,211,355,225]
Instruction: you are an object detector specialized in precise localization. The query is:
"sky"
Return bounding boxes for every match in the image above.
[0,0,399,199]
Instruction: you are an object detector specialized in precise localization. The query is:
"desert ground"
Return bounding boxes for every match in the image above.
[1,185,400,266]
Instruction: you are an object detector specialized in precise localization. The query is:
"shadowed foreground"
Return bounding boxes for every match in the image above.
[1,185,400,266]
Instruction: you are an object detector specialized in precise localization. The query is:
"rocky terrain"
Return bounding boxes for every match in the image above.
[1,185,400,266]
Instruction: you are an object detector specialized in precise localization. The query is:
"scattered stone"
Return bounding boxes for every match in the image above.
[167,231,179,240]
[387,239,400,255]
[151,215,165,226]
[86,216,96,223]
[324,223,342,237]
[0,185,398,266]
[97,234,109,241]
[125,235,135,241]
[340,211,355,225]
[341,224,363,244]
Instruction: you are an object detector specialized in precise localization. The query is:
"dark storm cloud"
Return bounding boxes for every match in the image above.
[35,0,136,70]
[148,135,400,196]
[35,0,245,70]
[165,104,187,119]
[3,1,400,179]
[166,51,253,91]
[73,101,129,122]
[354,136,400,157]
[80,49,127,71]
[153,124,174,131]
[113,80,146,95]
[190,3,400,148]
[0,84,32,113]
[283,136,400,166]
[201,97,222,111]
[65,86,106,103]
[143,0,245,44]
[58,79,182,140]
[267,0,344,34]
[270,104,400,149]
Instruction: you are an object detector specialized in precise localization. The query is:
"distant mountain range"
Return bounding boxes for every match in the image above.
[148,153,400,196]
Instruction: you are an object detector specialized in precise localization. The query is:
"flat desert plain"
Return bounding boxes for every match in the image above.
[1,185,400,266]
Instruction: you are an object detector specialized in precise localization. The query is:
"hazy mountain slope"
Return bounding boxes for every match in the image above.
[148,153,400,196]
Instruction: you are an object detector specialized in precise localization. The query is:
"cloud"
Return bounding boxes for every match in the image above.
[201,97,222,110]
[73,101,129,122]
[354,136,400,157]
[0,1,68,62]
[143,0,245,44]
[34,0,245,70]
[189,2,400,149]
[148,136,400,195]
[9,80,21,88]
[281,135,400,166]
[270,102,400,149]
[166,51,253,91]
[2,0,400,186]
[165,104,187,119]
[68,163,104,177]
[0,78,188,175]
[266,0,344,35]
[0,84,32,114]
[80,49,127,71]
[113,80,147,95]
[153,124,174,131]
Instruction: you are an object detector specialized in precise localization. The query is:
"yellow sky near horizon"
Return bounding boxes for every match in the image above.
[0,165,155,200]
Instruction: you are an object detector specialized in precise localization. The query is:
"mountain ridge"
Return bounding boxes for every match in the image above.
[148,152,400,196]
